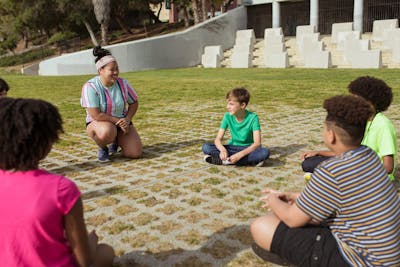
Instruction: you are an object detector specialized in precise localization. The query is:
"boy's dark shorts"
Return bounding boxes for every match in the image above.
[270,222,349,267]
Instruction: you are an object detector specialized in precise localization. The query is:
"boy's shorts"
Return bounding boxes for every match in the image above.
[270,222,349,267]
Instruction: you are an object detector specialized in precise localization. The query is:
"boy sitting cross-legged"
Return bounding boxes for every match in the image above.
[251,95,400,266]
[202,87,270,166]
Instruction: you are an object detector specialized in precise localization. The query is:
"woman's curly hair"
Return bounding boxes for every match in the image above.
[348,76,392,112]
[0,98,63,171]
[93,45,111,63]
[324,95,373,146]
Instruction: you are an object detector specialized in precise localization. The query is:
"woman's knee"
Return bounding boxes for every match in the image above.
[93,243,115,267]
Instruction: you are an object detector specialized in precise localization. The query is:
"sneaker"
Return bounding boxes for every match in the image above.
[98,147,110,162]
[109,143,118,155]
[255,160,265,167]
[204,155,223,165]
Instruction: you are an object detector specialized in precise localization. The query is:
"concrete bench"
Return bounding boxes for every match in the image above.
[264,52,289,68]
[201,46,223,68]
[296,25,316,39]
[235,29,256,48]
[372,19,398,41]
[392,38,400,63]
[297,33,320,51]
[337,31,360,50]
[298,39,323,59]
[331,22,353,44]
[231,52,252,68]
[343,39,370,63]
[265,27,283,38]
[265,34,284,44]
[304,51,331,68]
[382,28,400,51]
[351,50,382,68]
[265,42,286,55]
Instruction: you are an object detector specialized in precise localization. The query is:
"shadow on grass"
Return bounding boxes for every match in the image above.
[140,139,207,159]
[115,224,255,267]
[264,143,307,167]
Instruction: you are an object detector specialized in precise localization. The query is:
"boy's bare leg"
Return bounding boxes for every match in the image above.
[250,212,281,251]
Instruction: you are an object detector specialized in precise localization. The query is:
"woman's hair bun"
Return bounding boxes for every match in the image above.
[93,46,111,62]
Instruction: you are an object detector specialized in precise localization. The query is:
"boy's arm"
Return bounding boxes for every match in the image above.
[382,155,394,174]
[229,130,261,163]
[214,128,228,160]
[301,150,336,160]
[261,190,312,228]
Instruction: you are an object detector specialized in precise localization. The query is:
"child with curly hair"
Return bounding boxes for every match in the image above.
[251,95,400,266]
[0,98,114,267]
[0,77,9,97]
[301,76,397,180]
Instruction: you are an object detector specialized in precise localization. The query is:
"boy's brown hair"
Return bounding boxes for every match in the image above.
[323,95,373,146]
[226,87,250,105]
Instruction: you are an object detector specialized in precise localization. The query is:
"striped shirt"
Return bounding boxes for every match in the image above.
[297,146,400,266]
[81,76,138,123]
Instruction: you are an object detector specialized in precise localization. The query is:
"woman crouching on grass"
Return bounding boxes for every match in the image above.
[0,97,115,267]
[81,46,142,162]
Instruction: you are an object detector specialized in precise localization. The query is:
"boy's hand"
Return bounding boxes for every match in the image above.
[228,152,243,163]
[300,151,318,160]
[219,150,228,161]
[260,189,299,209]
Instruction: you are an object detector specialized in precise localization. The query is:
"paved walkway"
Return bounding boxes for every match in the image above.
[41,103,400,267]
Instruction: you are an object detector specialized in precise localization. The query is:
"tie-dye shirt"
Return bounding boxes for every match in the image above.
[81,76,138,123]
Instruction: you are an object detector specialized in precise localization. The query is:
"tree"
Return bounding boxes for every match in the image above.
[92,0,110,45]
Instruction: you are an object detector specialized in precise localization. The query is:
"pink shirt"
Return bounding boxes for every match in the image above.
[0,169,81,267]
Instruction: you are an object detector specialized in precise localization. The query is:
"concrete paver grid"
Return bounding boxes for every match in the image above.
[40,103,400,267]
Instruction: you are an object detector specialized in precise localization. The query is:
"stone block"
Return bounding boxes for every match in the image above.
[337,31,360,50]
[343,39,370,63]
[297,33,320,48]
[201,54,221,68]
[264,27,283,38]
[392,38,400,63]
[203,45,223,57]
[372,19,398,41]
[351,50,382,68]
[331,22,353,44]
[233,44,252,55]
[264,52,288,68]
[382,28,400,50]
[236,29,255,46]
[265,42,285,55]
[296,25,316,39]
[265,34,284,44]
[231,52,252,68]
[201,45,222,68]
[299,40,323,59]
[304,51,331,68]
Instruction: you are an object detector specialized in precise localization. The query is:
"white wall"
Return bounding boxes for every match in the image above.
[39,6,247,76]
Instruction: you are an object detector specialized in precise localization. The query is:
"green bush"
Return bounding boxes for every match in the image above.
[0,48,55,67]
[48,31,78,45]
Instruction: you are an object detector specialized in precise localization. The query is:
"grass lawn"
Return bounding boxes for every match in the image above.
[2,68,400,134]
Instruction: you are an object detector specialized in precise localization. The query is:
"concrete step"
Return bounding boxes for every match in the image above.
[219,31,399,69]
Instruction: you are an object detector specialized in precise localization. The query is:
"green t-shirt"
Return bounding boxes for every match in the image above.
[362,112,398,180]
[220,110,261,146]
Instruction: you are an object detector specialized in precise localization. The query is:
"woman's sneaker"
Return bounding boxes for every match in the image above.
[109,143,118,155]
[98,147,110,162]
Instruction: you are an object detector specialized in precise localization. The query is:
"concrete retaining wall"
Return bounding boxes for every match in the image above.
[39,6,247,76]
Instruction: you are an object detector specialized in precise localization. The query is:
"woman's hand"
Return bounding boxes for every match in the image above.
[116,118,130,134]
